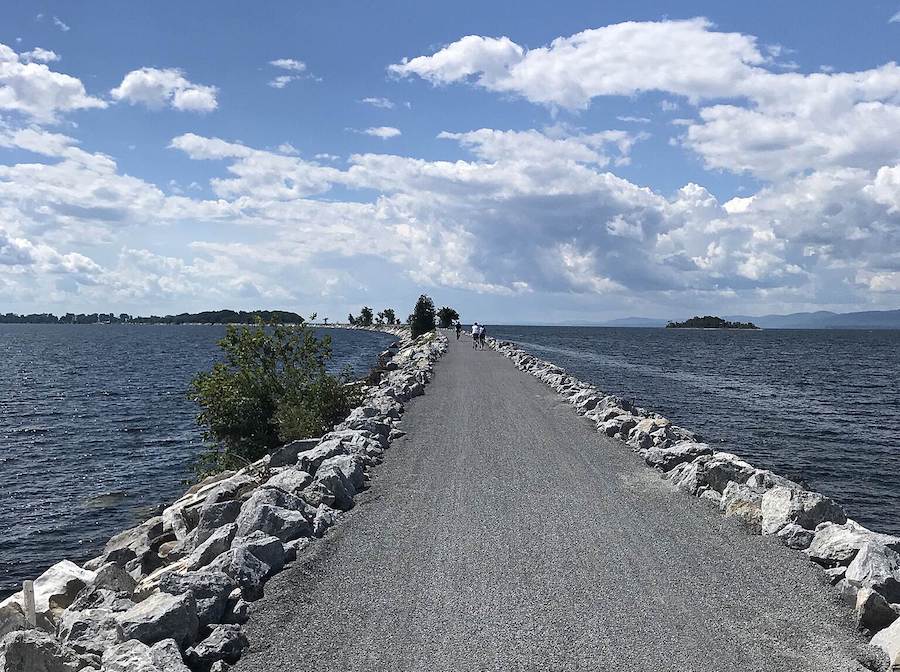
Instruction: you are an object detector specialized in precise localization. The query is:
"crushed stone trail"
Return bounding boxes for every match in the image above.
[235,334,865,672]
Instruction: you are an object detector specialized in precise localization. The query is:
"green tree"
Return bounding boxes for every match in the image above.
[358,306,374,326]
[190,318,359,474]
[348,313,356,325]
[436,306,460,328]
[377,308,397,325]
[408,294,436,338]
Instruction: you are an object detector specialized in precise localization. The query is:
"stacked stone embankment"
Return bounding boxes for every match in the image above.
[0,327,447,672]
[490,337,900,672]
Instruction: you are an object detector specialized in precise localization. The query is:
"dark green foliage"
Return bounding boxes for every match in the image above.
[189,318,360,474]
[358,306,374,326]
[436,307,460,328]
[666,315,759,329]
[348,313,356,325]
[376,308,397,325]
[407,294,436,338]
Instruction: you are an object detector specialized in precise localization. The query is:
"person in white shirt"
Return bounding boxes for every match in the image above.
[471,322,480,349]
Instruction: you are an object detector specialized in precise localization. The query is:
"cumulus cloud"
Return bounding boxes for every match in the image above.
[0,42,106,121]
[111,67,218,112]
[390,19,900,180]
[363,126,401,139]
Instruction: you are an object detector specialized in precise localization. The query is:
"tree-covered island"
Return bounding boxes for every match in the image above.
[666,315,760,329]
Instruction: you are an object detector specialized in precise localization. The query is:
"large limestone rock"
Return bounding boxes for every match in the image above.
[302,463,357,510]
[317,454,367,491]
[99,517,164,567]
[262,469,312,497]
[57,607,121,655]
[720,482,765,534]
[185,624,249,668]
[776,523,815,550]
[807,521,900,567]
[295,439,348,474]
[101,638,190,672]
[234,489,313,542]
[644,442,713,472]
[667,453,754,496]
[855,587,899,633]
[871,616,900,671]
[205,547,270,601]
[845,543,900,603]
[0,630,83,672]
[232,532,285,575]
[0,560,95,629]
[184,523,237,572]
[760,486,847,536]
[116,591,199,648]
[194,501,241,546]
[159,570,236,630]
[0,603,28,639]
[269,438,319,468]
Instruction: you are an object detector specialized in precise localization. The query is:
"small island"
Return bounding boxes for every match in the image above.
[666,315,760,329]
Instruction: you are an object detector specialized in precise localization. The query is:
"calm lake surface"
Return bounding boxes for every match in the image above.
[0,324,395,596]
[490,326,900,537]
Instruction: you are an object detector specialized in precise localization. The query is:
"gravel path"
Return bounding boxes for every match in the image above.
[235,334,868,671]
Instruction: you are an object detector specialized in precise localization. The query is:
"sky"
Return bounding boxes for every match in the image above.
[1,1,900,323]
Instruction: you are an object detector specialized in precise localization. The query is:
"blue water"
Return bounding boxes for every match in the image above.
[0,325,394,596]
[490,326,900,536]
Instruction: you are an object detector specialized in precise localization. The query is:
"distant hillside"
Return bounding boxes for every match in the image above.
[725,309,900,329]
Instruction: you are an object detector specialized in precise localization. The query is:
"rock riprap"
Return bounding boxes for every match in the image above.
[489,336,900,669]
[0,326,447,671]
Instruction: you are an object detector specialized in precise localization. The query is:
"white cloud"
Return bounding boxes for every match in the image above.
[390,19,900,180]
[617,115,650,123]
[363,126,401,139]
[0,42,106,121]
[360,96,395,109]
[270,59,306,72]
[267,58,314,88]
[436,128,643,166]
[890,10,900,23]
[52,17,70,32]
[20,47,60,63]
[111,67,218,112]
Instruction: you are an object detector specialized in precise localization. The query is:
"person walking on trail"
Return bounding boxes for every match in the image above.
[478,324,487,349]
[471,322,481,349]
[455,321,461,340]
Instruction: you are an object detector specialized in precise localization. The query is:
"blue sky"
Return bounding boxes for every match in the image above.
[1,2,899,322]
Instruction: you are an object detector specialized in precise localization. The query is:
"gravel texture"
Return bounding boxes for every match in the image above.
[235,334,869,672]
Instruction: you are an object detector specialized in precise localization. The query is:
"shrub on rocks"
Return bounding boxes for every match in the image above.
[190,319,361,473]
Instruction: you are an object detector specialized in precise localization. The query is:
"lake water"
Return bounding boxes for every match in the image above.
[490,326,900,536]
[0,324,395,597]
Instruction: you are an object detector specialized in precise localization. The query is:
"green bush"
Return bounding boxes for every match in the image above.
[408,294,436,338]
[190,318,360,475]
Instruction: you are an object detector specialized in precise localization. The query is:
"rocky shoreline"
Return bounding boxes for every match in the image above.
[488,336,900,672]
[0,326,448,672]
